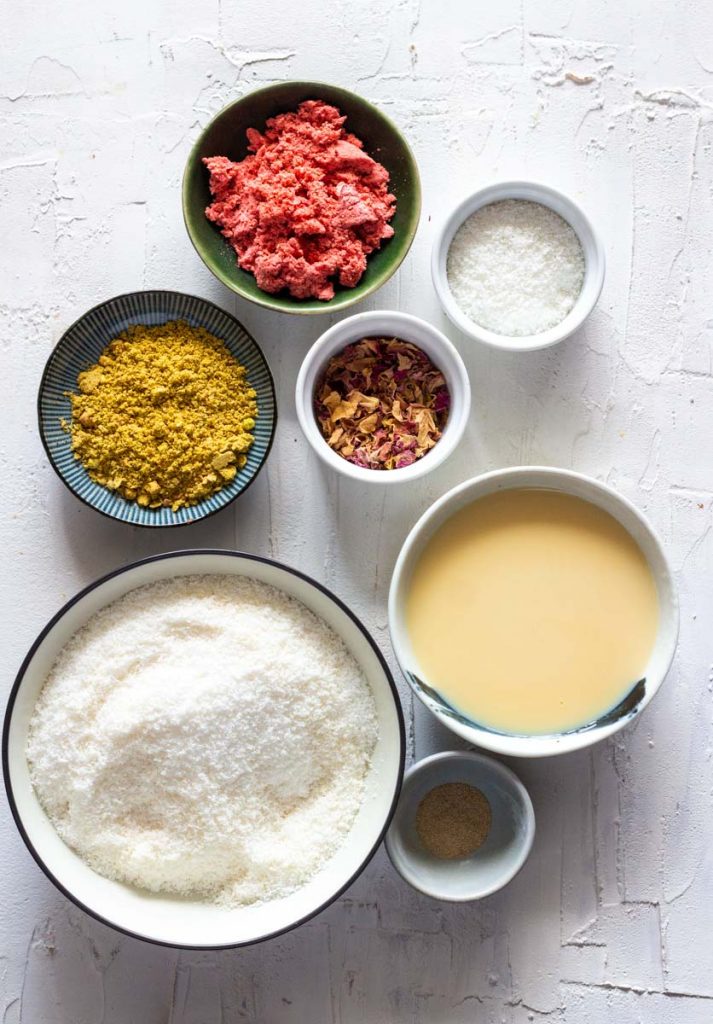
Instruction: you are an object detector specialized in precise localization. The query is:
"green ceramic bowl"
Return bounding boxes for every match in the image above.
[182,81,421,315]
[38,290,277,528]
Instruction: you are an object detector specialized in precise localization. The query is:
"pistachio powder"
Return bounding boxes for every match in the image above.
[65,320,257,510]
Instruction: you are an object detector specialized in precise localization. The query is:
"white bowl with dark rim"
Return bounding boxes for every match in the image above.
[431,181,605,352]
[3,550,405,949]
[388,467,679,758]
[295,310,471,484]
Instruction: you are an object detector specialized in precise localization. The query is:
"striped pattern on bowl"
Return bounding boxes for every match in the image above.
[38,290,277,527]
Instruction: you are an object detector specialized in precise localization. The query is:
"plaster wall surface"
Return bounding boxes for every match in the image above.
[1,1,712,1020]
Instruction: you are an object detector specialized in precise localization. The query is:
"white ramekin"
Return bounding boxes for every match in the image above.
[388,466,679,758]
[431,181,606,352]
[295,310,471,484]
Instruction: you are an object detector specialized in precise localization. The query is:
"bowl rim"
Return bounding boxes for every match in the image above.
[37,289,278,529]
[388,466,680,757]
[384,749,536,901]
[181,80,422,315]
[2,548,406,949]
[295,309,471,484]
[431,179,606,351]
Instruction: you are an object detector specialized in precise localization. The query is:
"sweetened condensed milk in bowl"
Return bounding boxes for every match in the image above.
[388,467,679,758]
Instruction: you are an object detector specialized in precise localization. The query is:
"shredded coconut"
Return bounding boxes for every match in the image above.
[446,199,585,337]
[26,574,378,906]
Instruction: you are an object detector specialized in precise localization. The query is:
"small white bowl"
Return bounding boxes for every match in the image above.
[431,180,605,352]
[295,310,471,484]
[3,551,405,948]
[385,750,535,901]
[389,467,679,758]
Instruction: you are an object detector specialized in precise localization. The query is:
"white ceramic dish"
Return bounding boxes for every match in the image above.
[3,550,405,949]
[431,181,605,352]
[295,310,471,484]
[385,750,535,901]
[388,467,679,758]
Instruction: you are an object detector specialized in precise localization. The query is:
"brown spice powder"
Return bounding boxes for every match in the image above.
[415,782,492,860]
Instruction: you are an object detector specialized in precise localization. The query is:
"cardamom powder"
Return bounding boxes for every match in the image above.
[415,782,492,860]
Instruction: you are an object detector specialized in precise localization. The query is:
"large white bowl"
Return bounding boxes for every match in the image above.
[3,551,405,948]
[388,467,679,758]
[295,310,471,484]
[431,181,605,352]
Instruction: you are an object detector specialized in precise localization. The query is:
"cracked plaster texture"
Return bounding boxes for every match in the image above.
[1,0,713,1021]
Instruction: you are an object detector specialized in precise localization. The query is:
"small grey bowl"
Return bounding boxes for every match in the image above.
[385,750,535,901]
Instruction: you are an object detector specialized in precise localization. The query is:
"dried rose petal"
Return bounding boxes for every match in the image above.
[314,337,450,471]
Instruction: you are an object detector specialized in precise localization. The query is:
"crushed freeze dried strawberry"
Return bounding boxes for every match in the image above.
[203,100,396,301]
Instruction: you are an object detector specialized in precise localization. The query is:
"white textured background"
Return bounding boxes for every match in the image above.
[2,1,713,1021]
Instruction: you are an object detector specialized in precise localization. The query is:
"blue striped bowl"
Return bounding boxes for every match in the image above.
[38,291,277,527]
